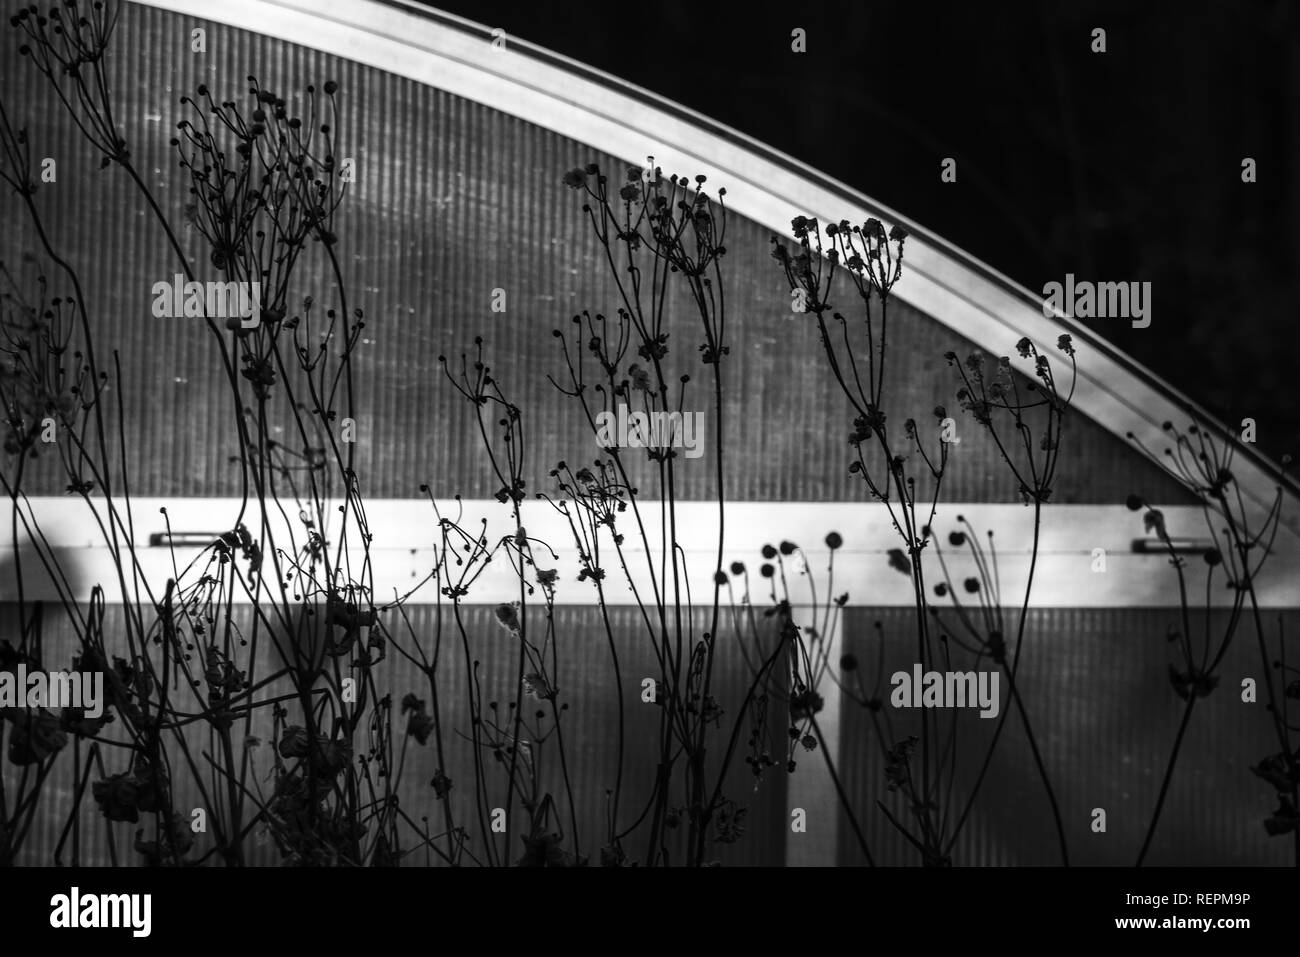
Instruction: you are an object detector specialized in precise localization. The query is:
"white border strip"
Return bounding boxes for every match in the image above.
[4,498,1296,608]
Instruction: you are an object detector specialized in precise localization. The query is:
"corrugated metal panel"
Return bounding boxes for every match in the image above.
[1,602,787,866]
[0,4,1191,505]
[838,607,1298,865]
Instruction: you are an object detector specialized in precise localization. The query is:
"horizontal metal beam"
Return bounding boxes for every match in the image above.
[3,498,1295,608]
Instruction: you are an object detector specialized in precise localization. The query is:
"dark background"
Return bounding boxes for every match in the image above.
[423,0,1300,466]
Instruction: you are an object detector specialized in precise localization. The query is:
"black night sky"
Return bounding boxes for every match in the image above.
[425,0,1300,466]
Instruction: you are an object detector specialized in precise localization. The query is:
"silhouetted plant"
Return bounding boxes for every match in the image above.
[768,213,1077,864]
[0,0,1291,872]
[1127,419,1296,864]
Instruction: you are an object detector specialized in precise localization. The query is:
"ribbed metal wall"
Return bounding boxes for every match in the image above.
[1,602,788,866]
[0,3,1192,505]
[838,607,1298,865]
[9,600,1293,865]
[6,3,1271,870]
